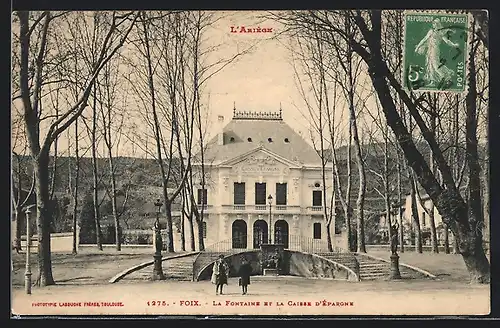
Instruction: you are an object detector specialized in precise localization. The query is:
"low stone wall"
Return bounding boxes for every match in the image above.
[20,232,76,253]
[197,249,358,282]
[286,251,358,281]
[366,244,456,253]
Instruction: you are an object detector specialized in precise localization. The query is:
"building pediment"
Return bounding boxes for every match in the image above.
[220,147,299,175]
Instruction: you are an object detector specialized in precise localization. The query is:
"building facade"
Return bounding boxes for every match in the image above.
[402,193,456,246]
[186,109,346,251]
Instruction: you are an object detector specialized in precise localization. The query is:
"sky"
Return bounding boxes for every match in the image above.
[189,11,319,146]
[12,11,341,159]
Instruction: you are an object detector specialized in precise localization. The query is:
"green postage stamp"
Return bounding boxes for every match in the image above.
[403,11,471,93]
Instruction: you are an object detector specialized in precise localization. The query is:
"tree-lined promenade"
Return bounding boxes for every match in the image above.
[11,10,489,288]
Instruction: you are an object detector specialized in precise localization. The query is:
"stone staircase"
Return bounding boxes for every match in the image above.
[355,253,431,280]
[315,252,360,277]
[119,253,197,282]
[163,255,197,280]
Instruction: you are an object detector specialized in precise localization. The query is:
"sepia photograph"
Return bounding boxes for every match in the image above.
[10,9,491,317]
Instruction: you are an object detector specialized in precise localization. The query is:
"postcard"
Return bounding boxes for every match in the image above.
[10,9,490,317]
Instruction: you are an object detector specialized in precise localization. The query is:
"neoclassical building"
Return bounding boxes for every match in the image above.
[186,109,346,251]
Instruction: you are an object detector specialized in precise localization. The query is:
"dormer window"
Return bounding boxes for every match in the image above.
[247,137,252,142]
[268,137,273,143]
[230,137,235,142]
[284,138,290,143]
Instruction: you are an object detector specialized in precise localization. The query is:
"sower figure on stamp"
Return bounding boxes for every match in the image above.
[414,18,460,87]
[238,256,252,295]
[211,254,230,295]
[390,222,400,255]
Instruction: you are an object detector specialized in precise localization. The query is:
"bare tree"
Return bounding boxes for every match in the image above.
[327,16,367,253]
[96,54,128,251]
[290,26,336,251]
[273,10,489,282]
[15,10,137,285]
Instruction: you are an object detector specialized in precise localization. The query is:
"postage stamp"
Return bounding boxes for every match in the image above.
[402,11,471,93]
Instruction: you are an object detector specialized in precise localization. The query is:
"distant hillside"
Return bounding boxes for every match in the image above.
[11,140,486,232]
[11,155,185,232]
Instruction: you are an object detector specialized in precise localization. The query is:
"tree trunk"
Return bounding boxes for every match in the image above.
[428,204,438,252]
[464,42,490,282]
[350,105,366,253]
[34,151,56,286]
[72,119,80,254]
[196,217,205,251]
[189,211,196,251]
[109,156,120,251]
[332,145,352,251]
[14,208,23,252]
[91,102,102,250]
[49,109,58,201]
[180,195,186,252]
[453,232,460,254]
[164,200,174,253]
[326,222,333,251]
[443,224,450,254]
[384,123,392,249]
[481,80,490,253]
[410,177,423,253]
[481,144,490,254]
[396,150,404,253]
[428,108,439,253]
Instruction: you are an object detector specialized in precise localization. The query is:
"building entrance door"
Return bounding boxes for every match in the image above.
[253,220,268,248]
[274,220,289,248]
[232,220,247,249]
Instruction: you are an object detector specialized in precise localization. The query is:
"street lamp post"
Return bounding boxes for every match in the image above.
[25,206,32,295]
[268,194,273,244]
[152,199,166,280]
[389,200,401,280]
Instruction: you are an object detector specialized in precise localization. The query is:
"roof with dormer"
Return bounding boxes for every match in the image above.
[202,109,322,166]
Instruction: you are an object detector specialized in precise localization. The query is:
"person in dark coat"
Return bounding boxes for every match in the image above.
[390,222,400,255]
[211,254,230,295]
[238,256,252,295]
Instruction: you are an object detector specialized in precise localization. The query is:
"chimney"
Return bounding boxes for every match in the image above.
[217,115,224,145]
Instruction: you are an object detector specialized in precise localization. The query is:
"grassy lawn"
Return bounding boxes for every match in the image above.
[367,250,473,282]
[10,247,187,287]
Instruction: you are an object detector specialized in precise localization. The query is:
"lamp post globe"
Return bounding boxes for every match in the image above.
[268,194,273,244]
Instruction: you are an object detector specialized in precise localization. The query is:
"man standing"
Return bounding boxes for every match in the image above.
[211,254,230,295]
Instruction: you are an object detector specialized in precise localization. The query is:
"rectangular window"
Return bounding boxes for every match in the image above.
[276,183,287,205]
[255,183,267,205]
[234,182,246,205]
[312,190,322,206]
[197,189,207,205]
[313,222,322,239]
[202,221,207,238]
[422,212,426,227]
